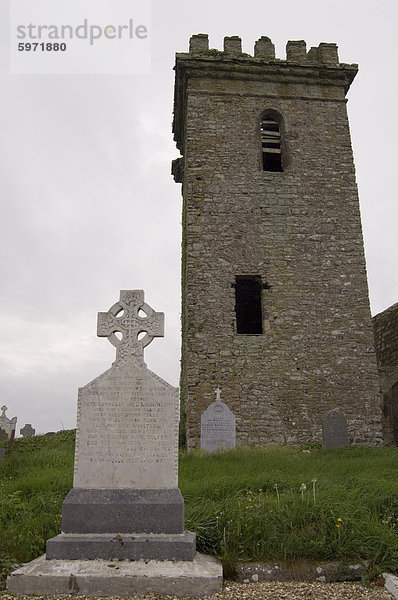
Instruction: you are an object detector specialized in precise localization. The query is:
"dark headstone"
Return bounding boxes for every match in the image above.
[323,409,348,448]
[201,388,236,452]
[0,428,7,442]
[0,448,5,460]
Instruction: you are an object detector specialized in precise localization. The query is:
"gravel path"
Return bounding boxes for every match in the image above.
[0,581,394,600]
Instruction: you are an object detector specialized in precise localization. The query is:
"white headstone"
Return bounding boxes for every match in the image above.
[201,388,236,451]
[73,290,178,489]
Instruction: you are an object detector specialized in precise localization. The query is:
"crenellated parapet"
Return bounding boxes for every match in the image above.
[187,34,342,66]
[173,34,358,153]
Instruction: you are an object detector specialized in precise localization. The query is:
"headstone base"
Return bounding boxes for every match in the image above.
[61,488,184,534]
[46,531,196,561]
[7,553,223,598]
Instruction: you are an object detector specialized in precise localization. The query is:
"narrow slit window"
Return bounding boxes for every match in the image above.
[261,118,282,172]
[235,276,263,334]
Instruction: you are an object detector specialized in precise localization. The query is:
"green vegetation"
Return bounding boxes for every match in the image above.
[180,445,398,573]
[0,430,74,585]
[2,433,398,587]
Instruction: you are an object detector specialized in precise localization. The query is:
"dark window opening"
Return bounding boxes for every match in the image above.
[234,276,263,334]
[261,118,282,172]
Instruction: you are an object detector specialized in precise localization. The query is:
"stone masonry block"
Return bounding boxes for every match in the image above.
[224,36,242,55]
[46,532,196,561]
[318,43,339,65]
[189,34,209,53]
[306,47,319,62]
[286,40,307,62]
[254,37,275,59]
[61,488,185,534]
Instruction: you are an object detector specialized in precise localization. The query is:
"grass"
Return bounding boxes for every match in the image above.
[180,445,398,570]
[2,432,398,586]
[0,431,74,584]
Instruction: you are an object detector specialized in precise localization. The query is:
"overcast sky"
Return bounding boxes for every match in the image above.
[0,0,397,435]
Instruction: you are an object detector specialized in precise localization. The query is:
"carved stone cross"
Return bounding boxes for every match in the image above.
[215,388,222,402]
[20,424,35,437]
[97,290,164,365]
[1,406,7,417]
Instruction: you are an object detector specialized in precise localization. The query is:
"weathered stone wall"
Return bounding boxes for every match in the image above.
[373,303,398,444]
[173,35,383,449]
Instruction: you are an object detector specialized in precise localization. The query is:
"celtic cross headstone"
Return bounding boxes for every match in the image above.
[45,289,197,565]
[8,291,222,598]
[20,424,35,437]
[97,290,164,365]
[71,290,176,489]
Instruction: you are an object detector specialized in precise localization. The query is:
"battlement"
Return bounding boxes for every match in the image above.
[174,35,358,154]
[188,34,342,66]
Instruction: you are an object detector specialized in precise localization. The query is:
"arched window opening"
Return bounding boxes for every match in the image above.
[261,117,282,172]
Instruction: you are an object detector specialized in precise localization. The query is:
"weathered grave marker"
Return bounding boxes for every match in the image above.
[201,388,236,451]
[20,424,35,437]
[0,406,17,454]
[0,406,17,439]
[7,290,222,597]
[0,448,5,460]
[323,409,349,449]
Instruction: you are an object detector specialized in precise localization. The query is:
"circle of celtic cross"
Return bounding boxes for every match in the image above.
[97,290,164,364]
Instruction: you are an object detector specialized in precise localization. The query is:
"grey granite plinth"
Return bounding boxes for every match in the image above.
[7,553,223,597]
[46,531,196,561]
[62,488,184,534]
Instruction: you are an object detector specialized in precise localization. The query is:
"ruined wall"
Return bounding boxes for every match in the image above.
[173,35,383,449]
[373,303,398,444]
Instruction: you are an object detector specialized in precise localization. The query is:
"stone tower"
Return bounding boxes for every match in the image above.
[172,34,383,449]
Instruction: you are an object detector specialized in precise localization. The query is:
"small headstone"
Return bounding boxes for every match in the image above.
[0,406,17,440]
[323,409,348,448]
[7,290,222,597]
[20,424,35,437]
[0,448,5,460]
[201,388,236,451]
